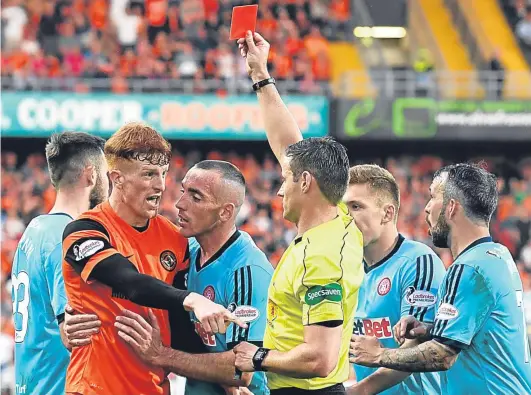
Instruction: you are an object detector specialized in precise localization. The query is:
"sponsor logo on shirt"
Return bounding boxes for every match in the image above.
[228,304,260,323]
[435,303,459,320]
[377,277,392,296]
[353,317,393,339]
[304,283,343,305]
[73,240,104,261]
[159,250,177,271]
[404,286,437,307]
[203,285,216,301]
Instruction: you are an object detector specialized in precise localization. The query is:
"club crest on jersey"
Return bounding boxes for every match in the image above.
[377,277,392,296]
[203,286,216,301]
[160,250,177,271]
[436,303,459,320]
[404,286,437,307]
[353,317,393,339]
[73,240,104,261]
[267,300,278,324]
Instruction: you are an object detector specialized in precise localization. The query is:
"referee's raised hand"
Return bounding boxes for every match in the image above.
[184,293,247,334]
[237,31,270,80]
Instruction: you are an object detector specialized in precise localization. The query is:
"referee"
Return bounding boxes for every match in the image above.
[233,31,364,395]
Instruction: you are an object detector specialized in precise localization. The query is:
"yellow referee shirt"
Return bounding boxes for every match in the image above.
[263,203,364,390]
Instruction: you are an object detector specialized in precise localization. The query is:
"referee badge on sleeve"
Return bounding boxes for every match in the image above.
[304,283,343,305]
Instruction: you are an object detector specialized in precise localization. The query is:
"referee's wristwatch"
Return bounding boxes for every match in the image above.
[252,347,270,371]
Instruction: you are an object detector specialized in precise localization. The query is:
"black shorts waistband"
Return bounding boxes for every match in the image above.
[270,383,345,395]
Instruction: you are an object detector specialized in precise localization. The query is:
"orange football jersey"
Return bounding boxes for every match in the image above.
[62,201,188,395]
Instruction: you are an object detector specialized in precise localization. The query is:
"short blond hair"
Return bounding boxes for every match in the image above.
[105,122,171,169]
[349,164,400,214]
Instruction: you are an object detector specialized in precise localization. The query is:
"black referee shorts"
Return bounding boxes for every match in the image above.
[270,383,346,394]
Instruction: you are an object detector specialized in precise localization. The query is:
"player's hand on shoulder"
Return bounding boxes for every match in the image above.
[63,304,101,347]
[393,315,429,345]
[183,293,247,335]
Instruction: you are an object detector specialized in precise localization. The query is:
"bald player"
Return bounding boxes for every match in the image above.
[115,160,273,395]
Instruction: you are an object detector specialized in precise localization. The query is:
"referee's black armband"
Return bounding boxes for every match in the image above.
[90,253,192,310]
[310,320,343,328]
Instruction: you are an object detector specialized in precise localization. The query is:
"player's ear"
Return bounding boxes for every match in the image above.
[446,199,458,220]
[108,169,123,189]
[219,203,235,222]
[300,171,312,194]
[381,203,395,224]
[84,164,96,187]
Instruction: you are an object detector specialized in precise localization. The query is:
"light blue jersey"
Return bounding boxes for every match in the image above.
[432,237,531,395]
[185,230,273,395]
[353,235,446,394]
[11,213,72,395]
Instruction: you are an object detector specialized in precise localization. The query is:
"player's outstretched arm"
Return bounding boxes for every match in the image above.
[237,31,303,163]
[63,219,245,334]
[115,309,252,387]
[347,339,418,395]
[350,336,459,372]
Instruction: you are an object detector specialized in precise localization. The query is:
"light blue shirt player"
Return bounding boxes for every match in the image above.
[432,237,531,395]
[11,213,72,395]
[353,235,446,394]
[185,230,273,395]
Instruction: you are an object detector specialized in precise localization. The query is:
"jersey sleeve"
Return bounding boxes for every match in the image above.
[432,264,494,347]
[62,219,118,283]
[400,254,442,323]
[43,243,68,320]
[225,264,272,349]
[294,252,344,326]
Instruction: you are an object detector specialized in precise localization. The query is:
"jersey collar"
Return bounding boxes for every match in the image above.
[455,236,493,260]
[47,212,74,220]
[364,234,405,274]
[195,230,241,272]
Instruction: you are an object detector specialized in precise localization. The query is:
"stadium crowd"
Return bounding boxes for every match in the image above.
[1,0,347,93]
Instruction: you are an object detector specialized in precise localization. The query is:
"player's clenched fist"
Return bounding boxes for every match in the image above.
[393,315,429,345]
[349,335,384,367]
[237,31,270,81]
[184,293,247,334]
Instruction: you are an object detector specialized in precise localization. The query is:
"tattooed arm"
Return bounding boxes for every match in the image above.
[378,339,459,372]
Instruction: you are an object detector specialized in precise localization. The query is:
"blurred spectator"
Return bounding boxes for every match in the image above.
[413,48,435,97]
[516,6,531,46]
[487,48,505,100]
[1,0,28,51]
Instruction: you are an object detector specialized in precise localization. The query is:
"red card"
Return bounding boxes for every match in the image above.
[229,5,258,40]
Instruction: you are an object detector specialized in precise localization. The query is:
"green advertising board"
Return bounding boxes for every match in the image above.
[336,98,531,140]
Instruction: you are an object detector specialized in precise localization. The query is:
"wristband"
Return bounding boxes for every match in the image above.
[252,347,270,371]
[252,77,276,92]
